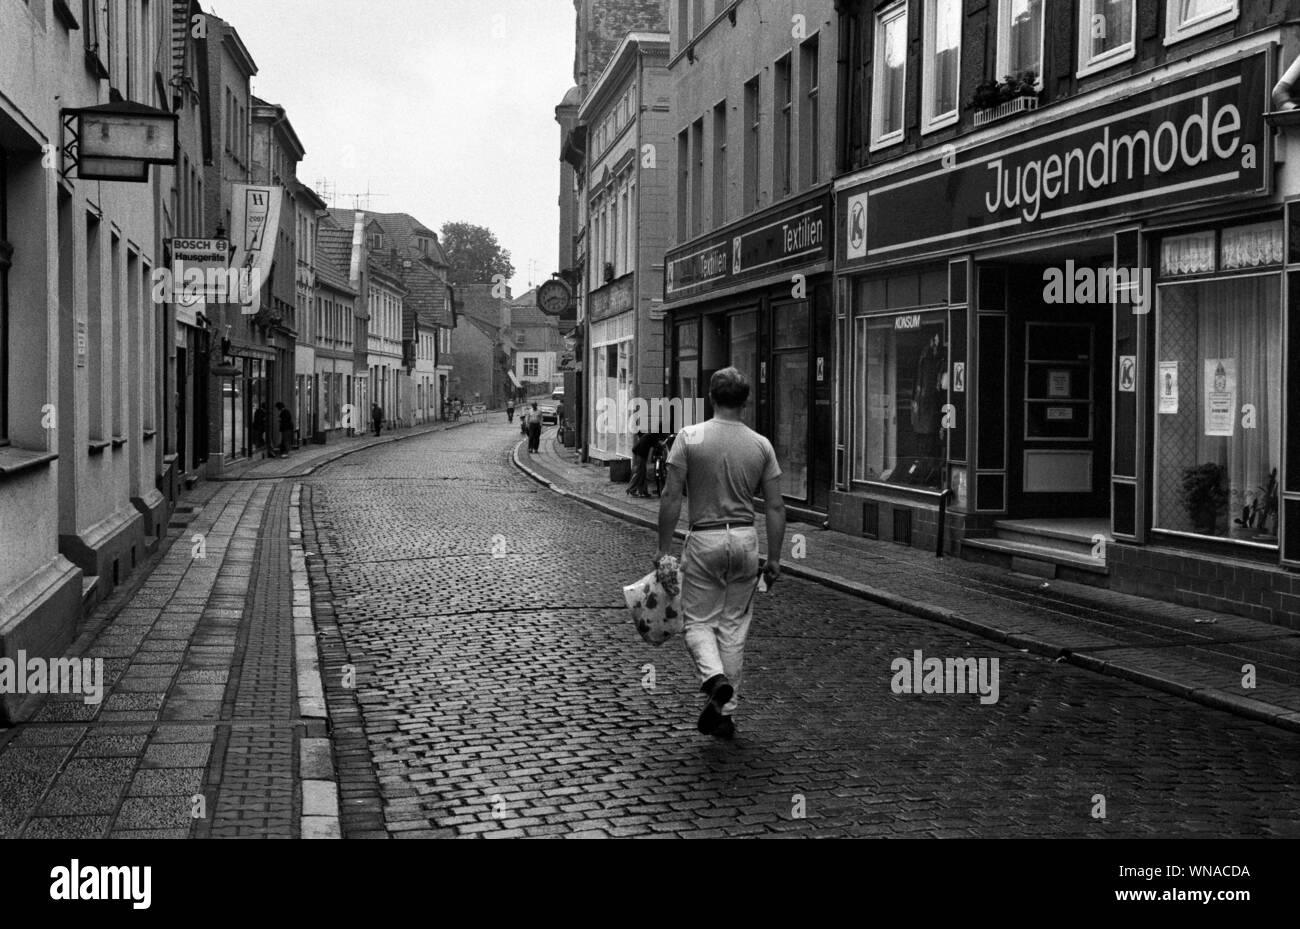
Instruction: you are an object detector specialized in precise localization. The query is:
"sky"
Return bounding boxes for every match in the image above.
[207,0,576,295]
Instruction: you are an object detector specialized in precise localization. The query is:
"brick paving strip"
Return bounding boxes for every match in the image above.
[517,429,1300,735]
[0,422,469,838]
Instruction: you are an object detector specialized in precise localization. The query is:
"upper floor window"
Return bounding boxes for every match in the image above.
[870,2,908,150]
[923,0,962,133]
[997,0,1044,90]
[1079,0,1135,75]
[1165,0,1237,45]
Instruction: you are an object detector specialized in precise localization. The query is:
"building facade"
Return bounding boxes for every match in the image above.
[663,0,839,518]
[201,13,283,472]
[1,0,182,718]
[581,32,673,461]
[832,0,1300,627]
[313,218,358,438]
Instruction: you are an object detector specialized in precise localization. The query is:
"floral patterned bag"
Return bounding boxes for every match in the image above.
[623,555,683,647]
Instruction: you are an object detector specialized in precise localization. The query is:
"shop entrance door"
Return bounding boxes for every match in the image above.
[1007,292,1112,519]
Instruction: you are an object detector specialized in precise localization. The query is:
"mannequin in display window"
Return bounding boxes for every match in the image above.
[910,331,948,466]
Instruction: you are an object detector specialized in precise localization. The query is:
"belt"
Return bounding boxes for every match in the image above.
[690,520,754,532]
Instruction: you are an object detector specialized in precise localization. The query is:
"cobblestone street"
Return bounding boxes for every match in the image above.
[304,423,1300,838]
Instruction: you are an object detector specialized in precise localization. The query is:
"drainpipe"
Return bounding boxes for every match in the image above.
[1274,53,1300,110]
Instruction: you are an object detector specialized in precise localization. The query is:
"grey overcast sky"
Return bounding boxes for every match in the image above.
[207,0,576,295]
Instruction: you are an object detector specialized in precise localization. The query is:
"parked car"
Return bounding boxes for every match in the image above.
[551,388,564,401]
[539,404,558,425]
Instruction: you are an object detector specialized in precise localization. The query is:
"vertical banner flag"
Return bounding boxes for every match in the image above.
[230,184,282,315]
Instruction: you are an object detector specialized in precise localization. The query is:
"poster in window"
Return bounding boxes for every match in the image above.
[1204,358,1236,437]
[952,362,965,393]
[1048,370,1071,398]
[1158,362,1178,414]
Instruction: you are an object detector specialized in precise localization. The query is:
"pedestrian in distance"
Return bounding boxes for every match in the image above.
[506,400,515,424]
[252,402,268,456]
[371,403,384,437]
[656,367,786,740]
[526,402,543,454]
[275,402,293,459]
[627,430,656,498]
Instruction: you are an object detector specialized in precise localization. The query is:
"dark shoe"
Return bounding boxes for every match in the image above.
[712,716,736,740]
[697,674,734,735]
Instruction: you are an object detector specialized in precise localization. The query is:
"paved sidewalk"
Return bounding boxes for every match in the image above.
[517,429,1300,734]
[0,419,468,837]
[213,418,469,481]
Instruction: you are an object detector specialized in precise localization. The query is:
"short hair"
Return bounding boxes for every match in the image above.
[709,367,751,409]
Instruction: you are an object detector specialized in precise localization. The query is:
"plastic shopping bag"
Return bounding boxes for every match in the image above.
[623,555,683,647]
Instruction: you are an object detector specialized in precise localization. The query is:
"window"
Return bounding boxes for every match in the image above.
[997,0,1044,89]
[691,117,704,237]
[744,76,760,213]
[677,129,689,240]
[854,307,949,489]
[799,37,820,187]
[871,2,908,150]
[774,55,793,198]
[0,149,8,442]
[1154,225,1282,545]
[1079,0,1135,74]
[523,357,539,378]
[923,0,962,132]
[1165,0,1237,44]
[677,0,689,52]
[713,100,728,227]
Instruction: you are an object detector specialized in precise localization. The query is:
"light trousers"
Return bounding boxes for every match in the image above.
[680,526,760,716]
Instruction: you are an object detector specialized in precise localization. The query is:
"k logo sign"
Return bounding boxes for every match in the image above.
[846,194,868,260]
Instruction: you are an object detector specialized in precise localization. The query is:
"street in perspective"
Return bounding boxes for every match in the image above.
[3,0,1300,880]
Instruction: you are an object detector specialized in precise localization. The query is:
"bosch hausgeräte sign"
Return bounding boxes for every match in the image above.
[839,51,1271,264]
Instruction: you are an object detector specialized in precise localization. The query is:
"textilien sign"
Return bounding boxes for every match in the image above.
[666,190,831,301]
[838,51,1270,264]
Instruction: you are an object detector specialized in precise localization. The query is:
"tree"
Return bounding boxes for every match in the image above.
[440,222,515,284]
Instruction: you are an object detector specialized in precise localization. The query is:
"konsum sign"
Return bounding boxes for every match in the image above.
[840,51,1271,264]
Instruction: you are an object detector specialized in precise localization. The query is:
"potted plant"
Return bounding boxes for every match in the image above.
[967,71,1039,111]
[1180,462,1230,536]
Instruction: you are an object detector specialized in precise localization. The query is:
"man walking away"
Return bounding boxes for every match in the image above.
[371,403,384,437]
[526,402,543,454]
[275,402,294,459]
[656,368,785,740]
[506,400,515,424]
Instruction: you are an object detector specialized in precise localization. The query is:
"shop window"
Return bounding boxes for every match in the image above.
[0,149,8,443]
[729,311,758,430]
[1154,275,1281,545]
[870,2,907,150]
[677,320,700,409]
[854,309,948,489]
[997,0,1044,91]
[1078,0,1135,76]
[1164,0,1237,45]
[922,0,962,133]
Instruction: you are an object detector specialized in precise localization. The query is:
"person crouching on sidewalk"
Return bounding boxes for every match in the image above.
[655,367,786,740]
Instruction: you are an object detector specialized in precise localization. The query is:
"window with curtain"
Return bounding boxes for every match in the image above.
[999,0,1043,86]
[871,2,908,148]
[1079,0,1135,74]
[1166,0,1237,43]
[923,0,962,132]
[1155,274,1281,544]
